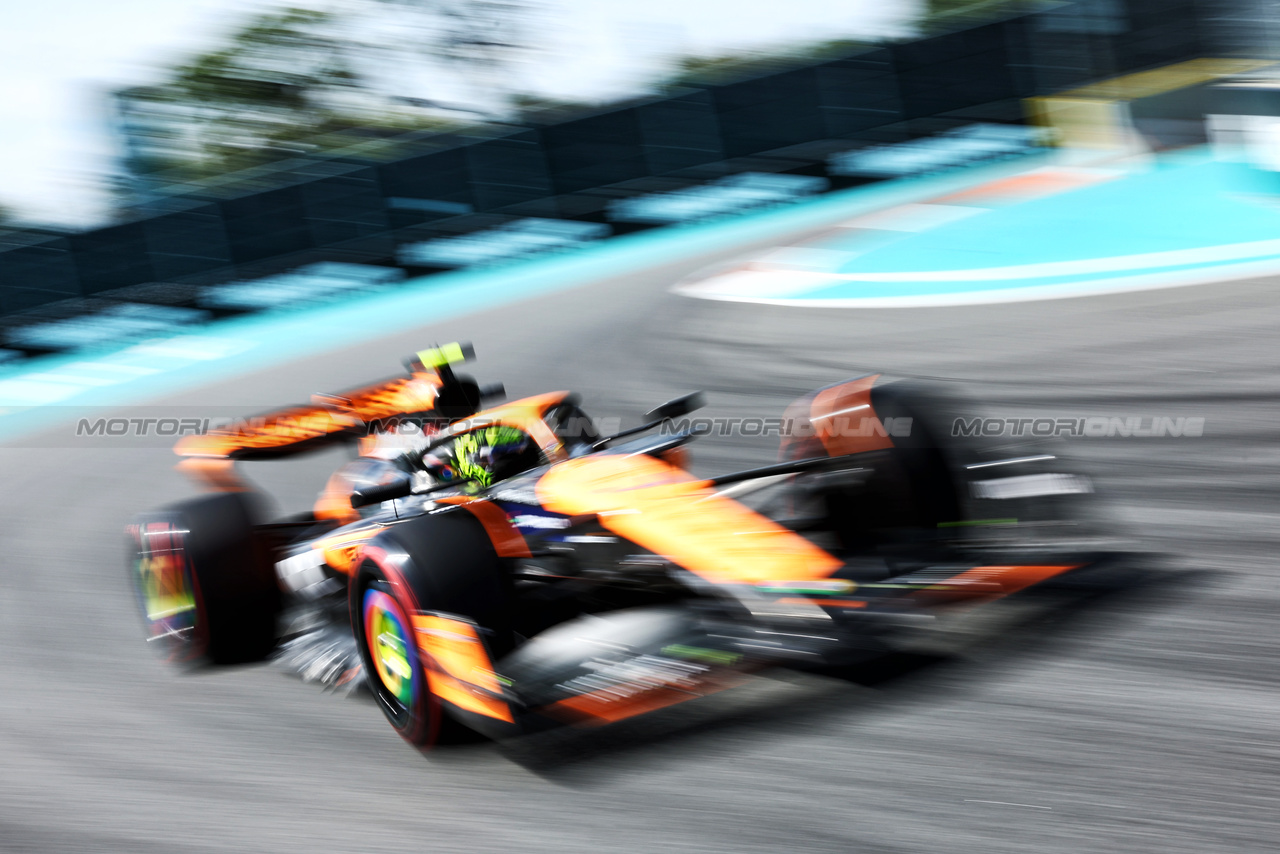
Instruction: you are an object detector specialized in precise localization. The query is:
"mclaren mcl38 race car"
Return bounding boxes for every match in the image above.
[128,343,1136,749]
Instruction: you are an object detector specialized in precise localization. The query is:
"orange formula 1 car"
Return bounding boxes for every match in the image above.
[127,344,1134,748]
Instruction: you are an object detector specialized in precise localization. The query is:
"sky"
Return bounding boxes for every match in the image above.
[0,0,917,228]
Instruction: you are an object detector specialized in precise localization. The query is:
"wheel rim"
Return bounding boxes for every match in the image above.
[132,522,200,658]
[363,587,419,711]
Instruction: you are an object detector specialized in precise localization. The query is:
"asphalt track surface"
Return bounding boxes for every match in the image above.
[3,218,1280,853]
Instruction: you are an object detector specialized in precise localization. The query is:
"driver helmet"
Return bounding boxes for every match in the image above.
[424,425,537,488]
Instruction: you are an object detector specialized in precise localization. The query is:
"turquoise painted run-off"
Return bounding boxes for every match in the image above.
[799,156,1280,300]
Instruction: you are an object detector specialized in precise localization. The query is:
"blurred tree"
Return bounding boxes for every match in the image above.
[422,0,528,83]
[653,2,1044,91]
[920,0,1035,31]
[116,2,537,193]
[661,38,873,89]
[509,92,593,122]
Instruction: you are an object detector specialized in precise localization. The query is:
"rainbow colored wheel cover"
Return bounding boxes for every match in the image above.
[134,523,198,646]
[363,589,418,708]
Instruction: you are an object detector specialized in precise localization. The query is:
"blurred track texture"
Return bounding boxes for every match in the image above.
[2,205,1279,854]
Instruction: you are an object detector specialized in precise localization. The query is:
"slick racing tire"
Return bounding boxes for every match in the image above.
[862,380,963,530]
[785,380,964,550]
[127,493,281,666]
[352,511,513,748]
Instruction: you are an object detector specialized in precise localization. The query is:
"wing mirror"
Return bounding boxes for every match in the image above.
[591,392,708,450]
[646,392,706,422]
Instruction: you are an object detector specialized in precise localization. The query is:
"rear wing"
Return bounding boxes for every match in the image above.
[175,344,477,487]
[175,373,444,462]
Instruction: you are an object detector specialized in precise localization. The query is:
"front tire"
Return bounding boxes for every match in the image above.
[783,379,965,551]
[358,574,433,740]
[351,511,512,747]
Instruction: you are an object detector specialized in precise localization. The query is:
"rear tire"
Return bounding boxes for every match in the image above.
[127,493,281,665]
